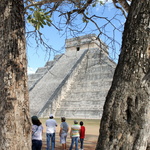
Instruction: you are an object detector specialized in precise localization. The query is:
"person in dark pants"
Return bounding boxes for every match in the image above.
[79,121,85,150]
[31,116,43,150]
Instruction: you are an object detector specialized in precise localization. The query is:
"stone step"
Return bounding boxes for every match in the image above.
[61,98,105,103]
[56,105,104,110]
[28,73,43,80]
[58,99,105,104]
[28,81,37,89]
[61,95,106,99]
[53,54,63,60]
[56,100,105,109]
[63,92,108,98]
[35,66,51,74]
[55,109,103,119]
[44,61,54,67]
[69,79,112,85]
[70,86,111,91]
[63,86,110,91]
[56,105,103,109]
[79,68,114,74]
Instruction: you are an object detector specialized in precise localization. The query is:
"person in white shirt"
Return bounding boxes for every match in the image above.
[46,114,57,150]
[31,116,43,150]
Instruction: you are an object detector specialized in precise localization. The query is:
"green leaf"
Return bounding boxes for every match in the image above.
[36,23,40,30]
[34,11,41,20]
[46,22,51,26]
[99,1,104,5]
[41,24,44,28]
[41,20,46,25]
[46,18,52,22]
[45,12,50,15]
[29,8,34,11]
[92,3,96,7]
[27,15,32,20]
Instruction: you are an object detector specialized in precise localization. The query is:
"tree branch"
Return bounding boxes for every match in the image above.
[118,0,130,13]
[25,0,63,9]
[112,0,131,14]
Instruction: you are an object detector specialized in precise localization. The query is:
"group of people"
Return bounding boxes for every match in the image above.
[31,114,85,150]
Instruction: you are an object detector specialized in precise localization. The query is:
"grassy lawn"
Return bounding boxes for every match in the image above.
[40,117,100,126]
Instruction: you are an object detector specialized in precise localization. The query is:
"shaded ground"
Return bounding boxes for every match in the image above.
[40,118,100,150]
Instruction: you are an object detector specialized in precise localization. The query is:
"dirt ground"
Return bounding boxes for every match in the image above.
[40,118,100,150]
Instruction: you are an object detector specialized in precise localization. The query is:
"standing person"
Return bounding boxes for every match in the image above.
[69,120,80,150]
[31,116,43,150]
[59,117,69,150]
[46,114,58,150]
[79,121,85,150]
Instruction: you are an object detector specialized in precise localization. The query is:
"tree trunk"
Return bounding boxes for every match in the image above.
[96,0,150,150]
[0,1,31,150]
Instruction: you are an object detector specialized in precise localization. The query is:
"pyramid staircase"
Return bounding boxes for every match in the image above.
[55,48,116,119]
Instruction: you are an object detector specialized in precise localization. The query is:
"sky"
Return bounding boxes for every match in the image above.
[26,1,126,74]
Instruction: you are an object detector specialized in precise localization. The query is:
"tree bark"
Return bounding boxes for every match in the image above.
[96,0,150,150]
[0,1,31,150]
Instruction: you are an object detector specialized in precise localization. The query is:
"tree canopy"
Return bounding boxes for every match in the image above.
[24,0,132,63]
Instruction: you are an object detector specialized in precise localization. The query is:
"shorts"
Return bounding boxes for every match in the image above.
[60,132,67,144]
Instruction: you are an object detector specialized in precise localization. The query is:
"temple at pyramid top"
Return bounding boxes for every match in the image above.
[65,34,108,54]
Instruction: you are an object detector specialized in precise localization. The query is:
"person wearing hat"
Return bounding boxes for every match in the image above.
[46,114,58,150]
[59,117,69,150]
[31,116,43,150]
[69,120,81,150]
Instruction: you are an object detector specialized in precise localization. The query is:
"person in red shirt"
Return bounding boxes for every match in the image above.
[79,121,85,150]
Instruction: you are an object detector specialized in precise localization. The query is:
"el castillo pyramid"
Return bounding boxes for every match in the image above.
[28,34,116,119]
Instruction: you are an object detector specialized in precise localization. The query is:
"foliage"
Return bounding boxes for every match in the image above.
[27,7,52,30]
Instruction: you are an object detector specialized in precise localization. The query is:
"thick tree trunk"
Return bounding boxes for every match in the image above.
[0,1,31,150]
[96,0,150,150]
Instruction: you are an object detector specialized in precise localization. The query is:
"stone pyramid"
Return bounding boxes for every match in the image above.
[28,34,116,119]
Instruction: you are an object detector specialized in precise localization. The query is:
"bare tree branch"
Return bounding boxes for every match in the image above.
[118,0,130,12]
[112,0,131,14]
[25,0,63,9]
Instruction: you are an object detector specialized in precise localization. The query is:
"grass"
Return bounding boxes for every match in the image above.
[40,117,100,125]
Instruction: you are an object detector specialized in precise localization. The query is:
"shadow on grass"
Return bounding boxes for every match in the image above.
[42,133,97,150]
